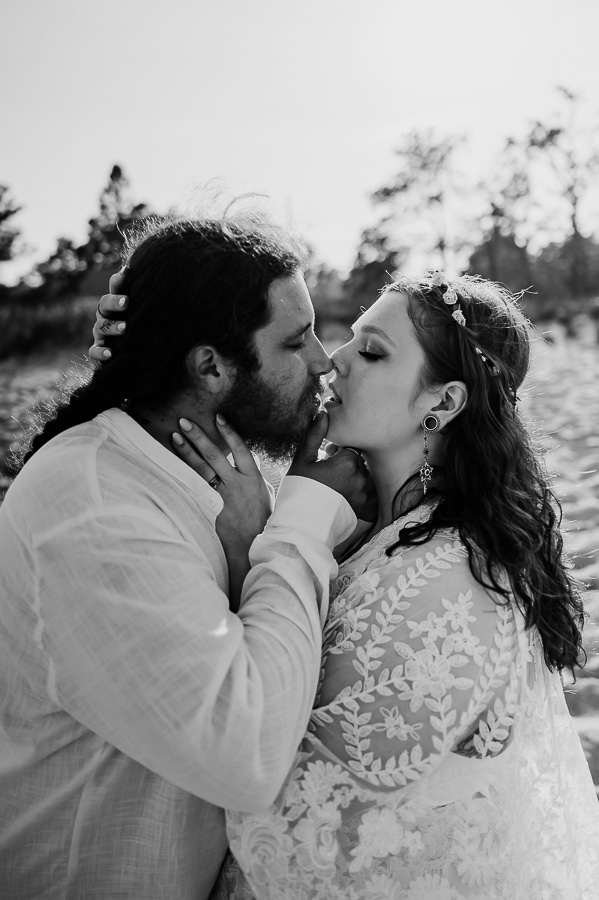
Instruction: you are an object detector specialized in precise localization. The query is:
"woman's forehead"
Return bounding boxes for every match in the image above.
[356,290,410,334]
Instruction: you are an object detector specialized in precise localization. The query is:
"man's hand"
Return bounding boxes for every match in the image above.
[89,270,129,361]
[288,413,373,518]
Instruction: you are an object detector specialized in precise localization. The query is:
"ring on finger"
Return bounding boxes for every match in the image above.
[208,475,222,490]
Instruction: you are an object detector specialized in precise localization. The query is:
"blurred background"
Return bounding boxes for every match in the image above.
[1,0,598,787]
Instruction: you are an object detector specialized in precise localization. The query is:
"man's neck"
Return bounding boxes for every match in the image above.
[128,399,227,455]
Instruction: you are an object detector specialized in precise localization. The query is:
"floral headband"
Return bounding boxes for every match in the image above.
[427,270,466,326]
[424,271,499,376]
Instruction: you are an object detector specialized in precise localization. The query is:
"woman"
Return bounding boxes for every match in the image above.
[97,272,599,898]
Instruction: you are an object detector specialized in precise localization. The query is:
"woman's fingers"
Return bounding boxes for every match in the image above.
[214,415,260,476]
[96,317,126,338]
[98,292,128,319]
[171,430,217,483]
[175,418,231,480]
[293,412,329,465]
[108,269,126,296]
[89,285,129,361]
[89,314,126,361]
[89,343,112,362]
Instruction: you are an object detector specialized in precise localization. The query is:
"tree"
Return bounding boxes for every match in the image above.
[466,229,533,294]
[29,165,153,299]
[0,185,22,265]
[527,87,599,297]
[344,226,405,320]
[532,234,599,306]
[467,139,535,291]
[369,130,465,272]
[82,164,151,271]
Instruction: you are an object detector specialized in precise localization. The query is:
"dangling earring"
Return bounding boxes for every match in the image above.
[420,413,441,495]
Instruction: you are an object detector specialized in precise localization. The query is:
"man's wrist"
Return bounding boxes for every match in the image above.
[267,475,357,549]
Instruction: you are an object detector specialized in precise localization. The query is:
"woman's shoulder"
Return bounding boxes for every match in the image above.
[334,520,510,626]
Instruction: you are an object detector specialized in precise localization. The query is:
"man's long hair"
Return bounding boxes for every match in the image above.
[16,213,307,470]
[385,274,585,674]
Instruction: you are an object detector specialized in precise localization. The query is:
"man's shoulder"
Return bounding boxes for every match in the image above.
[3,417,154,530]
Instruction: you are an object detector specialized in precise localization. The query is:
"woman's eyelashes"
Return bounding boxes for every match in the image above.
[358,348,383,361]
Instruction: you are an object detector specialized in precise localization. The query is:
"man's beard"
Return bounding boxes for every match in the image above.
[218,368,325,462]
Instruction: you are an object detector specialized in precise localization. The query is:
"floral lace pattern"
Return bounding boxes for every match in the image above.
[214,511,599,899]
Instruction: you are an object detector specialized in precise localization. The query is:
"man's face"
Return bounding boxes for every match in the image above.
[218,271,332,460]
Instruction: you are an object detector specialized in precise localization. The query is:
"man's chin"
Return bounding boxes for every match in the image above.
[218,378,320,463]
[246,438,297,465]
[244,420,310,463]
[241,413,314,463]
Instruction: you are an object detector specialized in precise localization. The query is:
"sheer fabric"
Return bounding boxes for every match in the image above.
[216,505,599,899]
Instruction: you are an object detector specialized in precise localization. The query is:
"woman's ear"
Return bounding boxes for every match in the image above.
[432,381,467,425]
[186,346,234,396]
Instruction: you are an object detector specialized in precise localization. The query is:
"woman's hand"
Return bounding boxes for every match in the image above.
[320,440,378,523]
[89,270,129,362]
[171,415,274,612]
[287,414,375,520]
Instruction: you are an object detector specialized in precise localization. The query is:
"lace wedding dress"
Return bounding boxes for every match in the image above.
[213,507,599,899]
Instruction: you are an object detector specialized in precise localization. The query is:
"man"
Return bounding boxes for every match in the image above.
[0,215,367,899]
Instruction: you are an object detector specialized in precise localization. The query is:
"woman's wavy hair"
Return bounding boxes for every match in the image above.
[386,273,585,673]
[16,213,307,469]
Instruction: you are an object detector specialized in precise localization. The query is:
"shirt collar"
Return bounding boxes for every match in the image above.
[96,408,224,515]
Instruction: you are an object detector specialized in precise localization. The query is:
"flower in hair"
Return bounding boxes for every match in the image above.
[425,270,467,326]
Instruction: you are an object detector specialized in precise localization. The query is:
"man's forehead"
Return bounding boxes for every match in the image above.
[263,274,314,333]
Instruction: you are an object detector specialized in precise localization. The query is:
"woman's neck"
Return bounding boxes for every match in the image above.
[363,446,428,533]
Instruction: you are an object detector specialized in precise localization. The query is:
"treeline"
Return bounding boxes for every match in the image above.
[0,166,151,358]
[1,87,599,359]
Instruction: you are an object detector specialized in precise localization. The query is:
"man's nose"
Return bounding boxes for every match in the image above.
[310,337,333,375]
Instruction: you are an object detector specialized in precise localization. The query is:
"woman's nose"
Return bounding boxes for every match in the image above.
[329,346,345,374]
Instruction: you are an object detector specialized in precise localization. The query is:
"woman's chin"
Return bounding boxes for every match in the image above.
[324,419,347,447]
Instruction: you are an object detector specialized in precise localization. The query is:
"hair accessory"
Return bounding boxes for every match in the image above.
[427,271,467,327]
[475,346,500,376]
[420,413,441,495]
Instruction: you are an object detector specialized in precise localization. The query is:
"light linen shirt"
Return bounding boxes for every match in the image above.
[0,408,356,900]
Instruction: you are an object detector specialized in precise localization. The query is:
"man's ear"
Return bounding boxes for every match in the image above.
[186,346,235,396]
[432,381,468,425]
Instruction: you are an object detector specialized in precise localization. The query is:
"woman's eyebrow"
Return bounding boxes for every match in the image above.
[352,324,396,347]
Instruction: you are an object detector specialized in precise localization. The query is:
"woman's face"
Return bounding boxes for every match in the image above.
[325,290,436,454]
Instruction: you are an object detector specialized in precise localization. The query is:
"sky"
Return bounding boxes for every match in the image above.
[2,0,599,283]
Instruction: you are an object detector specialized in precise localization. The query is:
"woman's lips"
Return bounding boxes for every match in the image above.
[324,385,342,407]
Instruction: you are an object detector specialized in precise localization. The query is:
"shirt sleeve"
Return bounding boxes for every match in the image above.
[31,477,357,813]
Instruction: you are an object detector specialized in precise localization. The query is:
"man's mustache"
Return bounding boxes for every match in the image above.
[301,376,327,408]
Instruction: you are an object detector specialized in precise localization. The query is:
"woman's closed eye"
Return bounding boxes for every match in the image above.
[358,349,383,361]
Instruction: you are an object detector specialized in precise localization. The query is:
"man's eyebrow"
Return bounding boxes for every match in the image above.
[351,323,396,346]
[284,323,312,341]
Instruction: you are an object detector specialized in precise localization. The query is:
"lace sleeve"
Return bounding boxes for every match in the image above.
[226,535,527,897]
[311,536,519,786]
